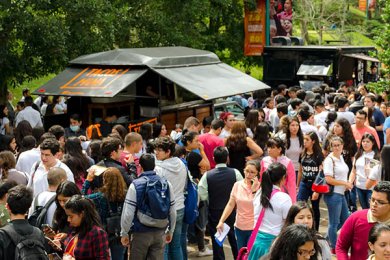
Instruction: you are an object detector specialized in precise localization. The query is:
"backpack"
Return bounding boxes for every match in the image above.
[1,225,49,260]
[28,194,56,228]
[183,167,199,224]
[136,174,170,228]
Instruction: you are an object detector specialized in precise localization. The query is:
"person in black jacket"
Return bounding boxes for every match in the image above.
[198,147,242,260]
[93,137,134,190]
[0,185,46,259]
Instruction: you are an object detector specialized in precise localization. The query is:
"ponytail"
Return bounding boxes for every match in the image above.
[260,162,287,211]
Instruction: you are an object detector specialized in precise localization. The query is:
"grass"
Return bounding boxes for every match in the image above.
[9,74,55,102]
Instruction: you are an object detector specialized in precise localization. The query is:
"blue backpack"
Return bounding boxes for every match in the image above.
[135,174,171,228]
[183,165,199,224]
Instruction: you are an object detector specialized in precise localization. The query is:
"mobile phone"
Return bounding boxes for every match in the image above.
[45,236,62,252]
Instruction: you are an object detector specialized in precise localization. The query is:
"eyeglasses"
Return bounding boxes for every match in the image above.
[297,249,316,257]
[332,144,342,148]
[244,169,258,174]
[370,198,390,206]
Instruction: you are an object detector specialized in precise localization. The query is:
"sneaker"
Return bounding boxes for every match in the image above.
[197,247,213,257]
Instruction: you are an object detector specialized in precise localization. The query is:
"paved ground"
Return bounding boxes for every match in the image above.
[188,199,336,259]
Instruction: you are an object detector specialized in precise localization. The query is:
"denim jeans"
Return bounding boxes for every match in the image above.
[164,208,184,260]
[345,186,358,212]
[234,227,252,249]
[323,193,349,249]
[110,240,126,260]
[356,188,372,209]
[297,181,321,231]
[180,222,189,260]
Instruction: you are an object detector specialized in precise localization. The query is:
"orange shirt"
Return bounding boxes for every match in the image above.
[351,125,381,149]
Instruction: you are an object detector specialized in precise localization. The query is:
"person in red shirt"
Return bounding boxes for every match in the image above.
[120,132,143,176]
[336,181,390,260]
[198,119,225,169]
[351,110,381,149]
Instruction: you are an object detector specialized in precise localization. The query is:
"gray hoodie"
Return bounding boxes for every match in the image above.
[155,157,187,210]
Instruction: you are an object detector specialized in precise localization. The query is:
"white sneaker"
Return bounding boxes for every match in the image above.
[197,247,213,257]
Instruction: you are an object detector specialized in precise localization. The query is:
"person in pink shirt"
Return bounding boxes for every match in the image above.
[352,109,381,149]
[119,132,143,176]
[216,160,261,249]
[260,137,296,203]
[198,119,225,169]
[336,181,390,260]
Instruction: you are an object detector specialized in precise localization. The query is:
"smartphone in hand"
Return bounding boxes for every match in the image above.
[45,236,62,252]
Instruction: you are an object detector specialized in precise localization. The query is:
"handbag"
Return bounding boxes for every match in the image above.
[312,157,335,194]
[236,189,279,260]
[105,199,122,241]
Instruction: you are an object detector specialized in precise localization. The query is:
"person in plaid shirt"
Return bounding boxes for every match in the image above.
[59,195,110,260]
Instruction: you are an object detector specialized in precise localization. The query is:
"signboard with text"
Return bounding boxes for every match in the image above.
[244,0,266,56]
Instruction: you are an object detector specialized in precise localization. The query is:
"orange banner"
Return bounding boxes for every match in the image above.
[244,0,266,56]
[358,0,367,11]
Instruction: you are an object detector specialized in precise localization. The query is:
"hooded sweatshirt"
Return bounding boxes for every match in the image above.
[155,157,187,210]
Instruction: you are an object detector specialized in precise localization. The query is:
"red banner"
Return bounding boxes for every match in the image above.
[244,0,266,56]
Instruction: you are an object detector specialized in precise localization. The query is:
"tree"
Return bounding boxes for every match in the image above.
[368,0,390,94]
[294,0,352,45]
[0,0,251,105]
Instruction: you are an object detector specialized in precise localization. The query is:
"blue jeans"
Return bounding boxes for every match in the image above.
[180,222,189,260]
[110,240,126,260]
[323,193,349,249]
[234,227,252,249]
[297,181,321,231]
[345,186,357,212]
[164,208,184,260]
[356,188,372,209]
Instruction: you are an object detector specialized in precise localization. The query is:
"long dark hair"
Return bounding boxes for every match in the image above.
[354,133,380,162]
[226,121,247,151]
[283,201,315,231]
[65,195,102,237]
[325,111,337,131]
[14,120,33,150]
[62,137,91,183]
[245,109,260,134]
[302,132,322,160]
[381,145,390,181]
[331,118,357,155]
[253,122,270,151]
[53,181,81,232]
[260,162,286,211]
[269,224,320,260]
[286,117,303,149]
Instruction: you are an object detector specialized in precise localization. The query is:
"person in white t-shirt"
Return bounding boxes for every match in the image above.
[29,167,67,225]
[251,162,292,259]
[349,133,381,209]
[27,138,74,196]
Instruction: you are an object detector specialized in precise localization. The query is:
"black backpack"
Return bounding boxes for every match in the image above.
[28,194,56,228]
[2,225,49,260]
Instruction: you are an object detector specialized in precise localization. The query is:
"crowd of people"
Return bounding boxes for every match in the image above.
[0,82,390,260]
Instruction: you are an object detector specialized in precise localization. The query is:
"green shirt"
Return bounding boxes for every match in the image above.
[0,204,10,227]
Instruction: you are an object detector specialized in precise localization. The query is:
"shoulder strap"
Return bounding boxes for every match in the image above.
[2,225,22,246]
[247,189,279,251]
[329,156,335,178]
[31,161,41,184]
[43,194,57,210]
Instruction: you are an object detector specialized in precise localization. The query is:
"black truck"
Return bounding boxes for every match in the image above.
[262,45,379,89]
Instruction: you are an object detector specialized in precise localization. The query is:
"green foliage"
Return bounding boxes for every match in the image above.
[368,0,390,94]
[0,0,250,102]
